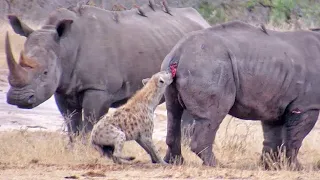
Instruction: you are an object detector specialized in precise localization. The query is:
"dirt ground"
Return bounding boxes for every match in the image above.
[1,23,320,180]
[2,163,320,180]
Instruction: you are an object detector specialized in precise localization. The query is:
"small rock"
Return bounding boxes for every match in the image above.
[64,175,79,179]
[30,159,39,164]
[82,171,106,177]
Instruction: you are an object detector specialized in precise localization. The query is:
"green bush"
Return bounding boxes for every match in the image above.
[270,0,297,25]
[245,0,258,11]
[196,0,320,27]
[198,1,227,25]
[300,1,320,27]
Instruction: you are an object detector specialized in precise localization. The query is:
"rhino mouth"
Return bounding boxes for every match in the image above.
[6,88,38,109]
[17,104,35,109]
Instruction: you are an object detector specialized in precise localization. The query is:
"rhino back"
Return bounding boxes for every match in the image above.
[218,23,320,119]
[211,22,320,119]
[60,5,209,97]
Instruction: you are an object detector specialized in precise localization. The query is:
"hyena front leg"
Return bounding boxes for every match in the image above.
[136,134,167,164]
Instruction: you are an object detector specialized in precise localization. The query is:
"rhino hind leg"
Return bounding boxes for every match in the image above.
[178,83,235,166]
[181,110,195,132]
[260,120,285,170]
[190,118,219,166]
[282,109,318,170]
[190,109,233,167]
[163,83,184,165]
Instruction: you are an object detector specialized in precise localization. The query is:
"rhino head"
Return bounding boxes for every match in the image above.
[5,15,73,109]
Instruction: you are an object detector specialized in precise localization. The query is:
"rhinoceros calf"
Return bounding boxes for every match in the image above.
[161,21,320,169]
[5,2,210,141]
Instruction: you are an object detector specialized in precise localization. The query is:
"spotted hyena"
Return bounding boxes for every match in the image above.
[90,71,173,164]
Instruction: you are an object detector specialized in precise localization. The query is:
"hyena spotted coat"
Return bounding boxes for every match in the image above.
[90,71,173,164]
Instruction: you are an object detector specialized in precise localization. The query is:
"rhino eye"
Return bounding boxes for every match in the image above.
[43,70,48,75]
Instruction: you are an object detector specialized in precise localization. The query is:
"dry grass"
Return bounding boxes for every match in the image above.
[0,116,320,179]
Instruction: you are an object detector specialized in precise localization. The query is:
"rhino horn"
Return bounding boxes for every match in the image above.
[19,51,39,69]
[5,32,29,87]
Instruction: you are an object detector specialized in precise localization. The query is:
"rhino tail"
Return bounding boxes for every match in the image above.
[168,54,180,78]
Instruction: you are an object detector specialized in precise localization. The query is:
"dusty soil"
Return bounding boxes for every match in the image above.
[2,163,320,180]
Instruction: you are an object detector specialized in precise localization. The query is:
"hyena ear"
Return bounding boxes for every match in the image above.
[142,78,150,86]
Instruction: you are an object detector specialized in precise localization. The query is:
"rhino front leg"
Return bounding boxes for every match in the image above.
[164,83,184,164]
[260,120,285,169]
[54,93,82,143]
[81,89,113,133]
[283,109,318,170]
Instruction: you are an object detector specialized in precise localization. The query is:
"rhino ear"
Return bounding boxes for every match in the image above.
[8,15,34,37]
[56,19,73,38]
[142,78,150,86]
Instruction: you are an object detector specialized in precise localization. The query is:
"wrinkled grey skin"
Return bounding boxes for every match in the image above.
[5,4,210,141]
[161,21,320,169]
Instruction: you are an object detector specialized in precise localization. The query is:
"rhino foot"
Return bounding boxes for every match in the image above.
[200,154,217,167]
[259,154,303,171]
[163,151,184,165]
[202,160,217,167]
[260,160,303,171]
[289,160,303,171]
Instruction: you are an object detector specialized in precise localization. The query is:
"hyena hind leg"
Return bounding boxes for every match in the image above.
[111,130,136,164]
[92,125,135,164]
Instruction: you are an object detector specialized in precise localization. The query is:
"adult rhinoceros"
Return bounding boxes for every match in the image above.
[5,2,210,140]
[161,21,320,169]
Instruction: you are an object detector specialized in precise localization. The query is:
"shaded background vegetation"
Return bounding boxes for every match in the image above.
[1,0,320,29]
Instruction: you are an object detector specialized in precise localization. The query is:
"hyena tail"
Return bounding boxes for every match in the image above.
[89,131,114,159]
[102,144,135,161]
[91,140,115,159]
[91,137,135,161]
